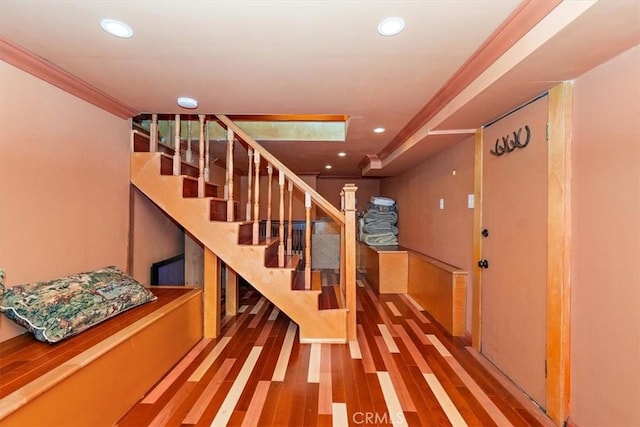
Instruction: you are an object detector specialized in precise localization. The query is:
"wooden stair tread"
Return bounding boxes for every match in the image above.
[158,154,219,190]
[180,176,219,188]
[291,271,343,310]
[319,285,342,310]
[238,236,279,247]
[265,254,300,269]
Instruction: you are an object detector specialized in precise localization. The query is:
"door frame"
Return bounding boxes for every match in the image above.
[471,82,572,426]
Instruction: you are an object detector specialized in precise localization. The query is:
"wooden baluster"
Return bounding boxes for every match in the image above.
[197,115,206,197]
[186,120,193,163]
[173,114,181,175]
[252,151,261,245]
[246,148,253,221]
[204,121,211,183]
[226,129,235,221]
[343,184,358,340]
[266,164,273,239]
[278,171,285,267]
[150,113,158,152]
[304,192,312,290]
[287,180,293,255]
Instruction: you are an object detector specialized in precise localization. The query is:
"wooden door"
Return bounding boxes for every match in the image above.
[480,96,548,406]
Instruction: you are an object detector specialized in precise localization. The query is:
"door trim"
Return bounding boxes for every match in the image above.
[545,81,572,425]
[471,128,484,349]
[471,82,572,426]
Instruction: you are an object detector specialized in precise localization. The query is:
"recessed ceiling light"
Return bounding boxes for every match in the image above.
[338,152,346,157]
[100,19,133,39]
[177,97,198,109]
[377,17,405,36]
[325,165,332,169]
[373,127,386,133]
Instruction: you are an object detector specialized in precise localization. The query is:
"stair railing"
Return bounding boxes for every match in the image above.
[134,113,358,339]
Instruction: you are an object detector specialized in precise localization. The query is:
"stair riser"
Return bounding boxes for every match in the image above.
[237,222,253,244]
[183,179,198,197]
[159,155,200,178]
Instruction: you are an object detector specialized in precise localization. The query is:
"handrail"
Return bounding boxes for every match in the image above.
[215,114,345,224]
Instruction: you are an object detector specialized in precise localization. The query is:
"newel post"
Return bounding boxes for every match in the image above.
[343,183,358,340]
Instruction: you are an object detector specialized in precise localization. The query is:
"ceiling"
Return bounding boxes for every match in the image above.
[1,1,638,177]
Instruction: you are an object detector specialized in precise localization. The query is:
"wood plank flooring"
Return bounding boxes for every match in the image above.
[118,275,553,426]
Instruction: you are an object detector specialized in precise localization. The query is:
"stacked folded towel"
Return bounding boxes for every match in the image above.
[359,197,399,246]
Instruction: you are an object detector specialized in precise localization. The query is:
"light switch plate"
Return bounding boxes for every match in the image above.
[468,194,475,209]
[439,198,445,210]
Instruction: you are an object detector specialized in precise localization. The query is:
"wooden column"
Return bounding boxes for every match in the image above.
[150,113,158,152]
[252,151,261,245]
[246,148,253,221]
[173,114,181,175]
[226,129,235,221]
[204,247,221,338]
[185,120,193,164]
[340,190,346,296]
[225,264,239,316]
[278,171,285,267]
[266,164,273,239]
[342,184,358,340]
[304,192,312,290]
[198,115,205,197]
[472,128,484,350]
[546,81,573,426]
[204,120,211,182]
[287,180,293,255]
[184,234,204,286]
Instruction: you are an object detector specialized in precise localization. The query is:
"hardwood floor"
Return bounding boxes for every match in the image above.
[118,274,553,426]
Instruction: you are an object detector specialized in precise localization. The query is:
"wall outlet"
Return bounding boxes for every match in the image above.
[468,194,475,209]
[439,198,445,210]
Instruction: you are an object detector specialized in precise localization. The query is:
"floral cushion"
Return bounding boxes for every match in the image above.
[0,266,156,343]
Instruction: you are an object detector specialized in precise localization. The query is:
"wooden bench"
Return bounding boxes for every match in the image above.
[0,287,202,427]
[357,243,408,293]
[407,252,467,337]
[358,242,467,337]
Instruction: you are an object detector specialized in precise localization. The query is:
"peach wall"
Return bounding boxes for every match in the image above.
[131,189,184,285]
[380,137,475,333]
[0,61,131,341]
[316,178,381,214]
[570,45,640,426]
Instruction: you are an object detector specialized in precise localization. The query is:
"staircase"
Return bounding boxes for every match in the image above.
[130,115,356,343]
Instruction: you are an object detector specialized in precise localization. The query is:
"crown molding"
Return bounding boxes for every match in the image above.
[0,36,138,119]
[370,0,563,169]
